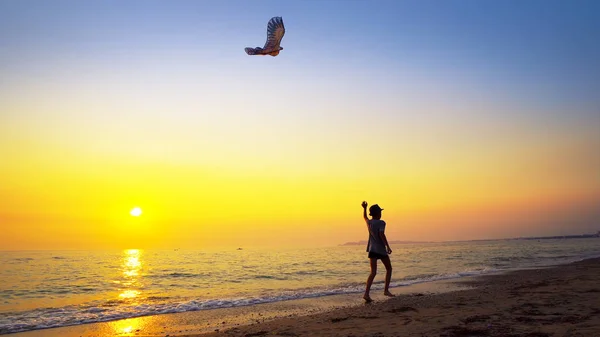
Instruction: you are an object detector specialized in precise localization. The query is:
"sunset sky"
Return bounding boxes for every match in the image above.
[1,0,599,250]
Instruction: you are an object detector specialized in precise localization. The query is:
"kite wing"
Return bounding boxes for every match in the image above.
[263,17,285,51]
[245,47,261,55]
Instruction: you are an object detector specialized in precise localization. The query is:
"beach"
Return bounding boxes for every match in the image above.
[195,257,600,337]
[6,256,600,337]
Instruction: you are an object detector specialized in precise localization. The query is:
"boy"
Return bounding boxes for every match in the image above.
[361,201,394,302]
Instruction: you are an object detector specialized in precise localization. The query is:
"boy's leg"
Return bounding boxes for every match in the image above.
[381,256,395,297]
[364,258,377,302]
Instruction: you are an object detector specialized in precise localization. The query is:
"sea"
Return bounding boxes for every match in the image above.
[1,238,600,335]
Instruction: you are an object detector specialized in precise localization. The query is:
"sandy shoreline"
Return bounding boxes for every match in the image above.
[5,279,466,337]
[195,258,600,337]
[6,258,600,337]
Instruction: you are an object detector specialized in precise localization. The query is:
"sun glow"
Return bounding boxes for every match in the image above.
[130,207,142,217]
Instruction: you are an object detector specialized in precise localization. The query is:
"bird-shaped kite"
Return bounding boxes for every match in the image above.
[245,17,285,57]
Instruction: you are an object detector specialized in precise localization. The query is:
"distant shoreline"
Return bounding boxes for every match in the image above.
[339,240,433,246]
[340,233,600,246]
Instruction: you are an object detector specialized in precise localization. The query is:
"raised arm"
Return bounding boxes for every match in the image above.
[361,201,375,238]
[361,201,369,225]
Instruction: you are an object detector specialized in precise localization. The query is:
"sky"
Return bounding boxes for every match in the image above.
[1,0,599,250]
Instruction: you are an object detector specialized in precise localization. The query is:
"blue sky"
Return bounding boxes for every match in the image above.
[2,0,599,111]
[2,0,599,168]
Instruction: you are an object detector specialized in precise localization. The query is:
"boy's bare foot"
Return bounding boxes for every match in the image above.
[384,291,395,297]
[363,295,373,303]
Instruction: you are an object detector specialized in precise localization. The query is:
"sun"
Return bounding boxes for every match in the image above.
[130,207,142,217]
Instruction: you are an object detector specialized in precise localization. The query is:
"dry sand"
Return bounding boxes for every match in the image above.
[193,258,600,337]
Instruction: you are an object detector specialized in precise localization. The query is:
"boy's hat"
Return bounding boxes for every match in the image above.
[369,204,384,214]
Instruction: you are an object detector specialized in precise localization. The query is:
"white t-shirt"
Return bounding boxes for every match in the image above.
[366,219,387,255]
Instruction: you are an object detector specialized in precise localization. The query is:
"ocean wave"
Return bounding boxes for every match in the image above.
[145,296,172,301]
[145,272,209,279]
[0,267,499,335]
[7,258,34,264]
[253,275,290,280]
[167,272,199,278]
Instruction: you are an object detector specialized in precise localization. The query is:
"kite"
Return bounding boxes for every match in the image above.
[245,17,285,57]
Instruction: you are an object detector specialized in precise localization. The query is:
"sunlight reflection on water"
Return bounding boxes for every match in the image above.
[119,249,143,300]
[108,316,145,336]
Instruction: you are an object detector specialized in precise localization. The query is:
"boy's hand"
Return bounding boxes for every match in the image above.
[387,247,393,254]
[361,201,368,209]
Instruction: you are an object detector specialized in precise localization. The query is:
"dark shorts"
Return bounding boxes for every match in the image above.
[368,252,388,260]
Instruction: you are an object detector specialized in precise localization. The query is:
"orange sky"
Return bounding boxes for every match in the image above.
[2,118,598,250]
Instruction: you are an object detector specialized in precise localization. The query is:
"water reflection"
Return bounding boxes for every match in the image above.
[108,316,144,336]
[119,249,143,300]
[119,289,141,299]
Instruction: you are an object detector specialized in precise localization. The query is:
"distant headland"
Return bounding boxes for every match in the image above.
[506,232,600,241]
[340,232,600,246]
[340,240,432,246]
